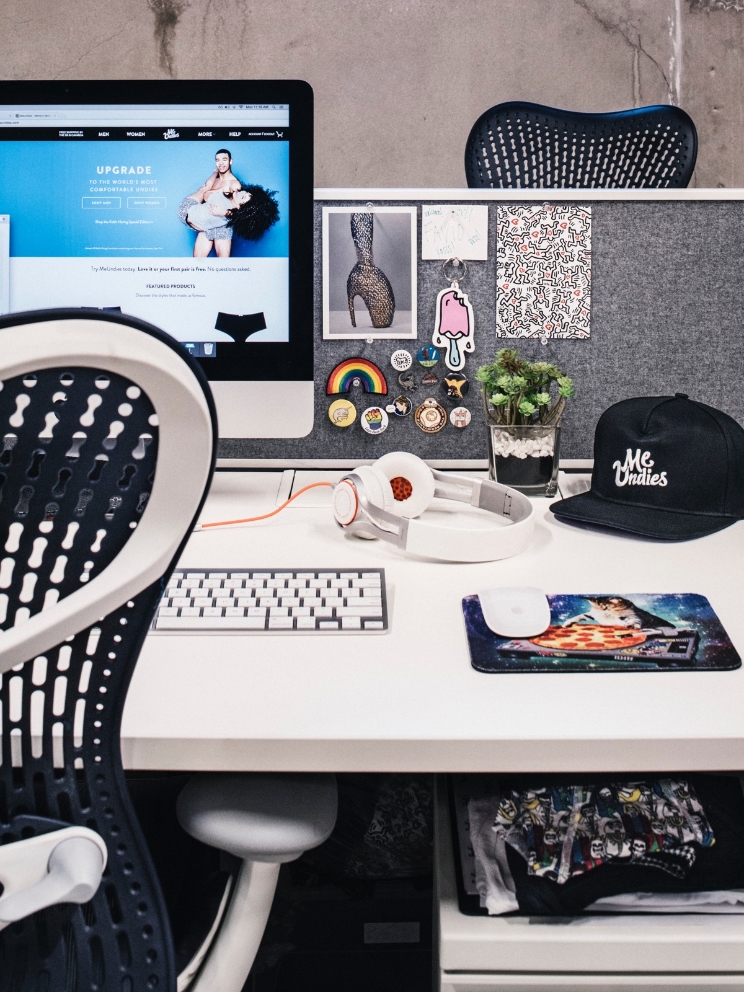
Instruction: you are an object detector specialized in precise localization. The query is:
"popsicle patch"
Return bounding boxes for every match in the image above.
[432,285,475,371]
[496,205,591,340]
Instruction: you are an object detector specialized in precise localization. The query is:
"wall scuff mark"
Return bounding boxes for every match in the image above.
[148,0,189,76]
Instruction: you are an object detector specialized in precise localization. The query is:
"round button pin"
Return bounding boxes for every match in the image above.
[390,349,413,372]
[328,398,356,427]
[386,395,412,417]
[414,397,447,433]
[361,405,389,434]
[417,345,440,368]
[442,372,469,400]
[422,370,438,386]
[450,406,472,428]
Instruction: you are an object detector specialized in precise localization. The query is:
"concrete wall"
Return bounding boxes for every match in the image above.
[3,0,744,187]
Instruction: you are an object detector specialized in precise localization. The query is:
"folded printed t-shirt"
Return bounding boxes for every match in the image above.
[464,774,744,916]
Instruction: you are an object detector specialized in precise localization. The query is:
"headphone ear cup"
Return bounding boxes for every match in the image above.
[353,465,394,514]
[373,452,435,518]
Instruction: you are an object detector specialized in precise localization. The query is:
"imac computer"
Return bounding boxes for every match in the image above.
[0,80,314,438]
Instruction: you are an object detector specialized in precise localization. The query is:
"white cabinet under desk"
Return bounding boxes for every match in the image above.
[436,779,744,991]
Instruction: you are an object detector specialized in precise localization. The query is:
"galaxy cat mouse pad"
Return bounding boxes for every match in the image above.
[462,593,741,673]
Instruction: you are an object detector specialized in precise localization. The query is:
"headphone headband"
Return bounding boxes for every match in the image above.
[334,466,534,562]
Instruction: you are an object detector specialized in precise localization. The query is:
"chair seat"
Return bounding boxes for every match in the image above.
[177,773,338,863]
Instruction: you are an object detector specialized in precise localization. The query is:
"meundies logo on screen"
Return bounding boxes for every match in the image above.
[612,449,668,487]
[96,165,152,175]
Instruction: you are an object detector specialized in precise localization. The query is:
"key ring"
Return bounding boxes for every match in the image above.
[442,257,467,286]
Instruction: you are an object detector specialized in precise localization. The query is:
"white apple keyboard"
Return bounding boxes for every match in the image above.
[151,568,388,633]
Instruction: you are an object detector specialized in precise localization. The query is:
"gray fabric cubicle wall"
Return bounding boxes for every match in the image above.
[219,199,744,462]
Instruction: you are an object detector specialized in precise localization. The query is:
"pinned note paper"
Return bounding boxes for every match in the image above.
[421,204,489,261]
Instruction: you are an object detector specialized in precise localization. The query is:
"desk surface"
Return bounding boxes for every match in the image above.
[123,469,744,774]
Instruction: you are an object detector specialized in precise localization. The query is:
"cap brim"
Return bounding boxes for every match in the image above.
[551,490,739,541]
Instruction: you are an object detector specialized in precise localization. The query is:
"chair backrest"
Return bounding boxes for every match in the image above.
[465,101,697,189]
[0,310,215,992]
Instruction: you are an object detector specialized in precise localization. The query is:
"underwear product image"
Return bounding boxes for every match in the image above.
[215,311,267,343]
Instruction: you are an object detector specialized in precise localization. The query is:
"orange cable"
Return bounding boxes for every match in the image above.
[198,481,334,529]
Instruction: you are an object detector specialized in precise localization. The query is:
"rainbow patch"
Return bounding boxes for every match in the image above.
[326,358,388,395]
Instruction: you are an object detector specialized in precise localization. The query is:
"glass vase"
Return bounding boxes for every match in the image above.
[484,403,561,497]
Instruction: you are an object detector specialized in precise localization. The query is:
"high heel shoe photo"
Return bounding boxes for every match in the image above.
[347,212,396,328]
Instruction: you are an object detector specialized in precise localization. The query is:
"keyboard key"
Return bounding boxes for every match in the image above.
[269,616,293,629]
[318,621,339,629]
[237,598,255,607]
[364,621,384,629]
[158,607,178,616]
[229,572,251,578]
[224,579,244,589]
[302,596,322,607]
[314,606,333,618]
[340,572,359,579]
[269,607,289,617]
[345,588,361,598]
[309,579,327,589]
[342,616,361,630]
[180,607,200,617]
[275,572,293,579]
[252,572,271,579]
[225,607,246,617]
[362,572,380,580]
[354,579,380,589]
[203,607,223,617]
[330,579,348,589]
[186,572,206,578]
[296,616,316,629]
[259,598,276,608]
[280,597,300,607]
[267,578,286,589]
[291,606,311,616]
[157,616,266,629]
[172,597,192,608]
[215,597,234,607]
[337,606,383,618]
[193,597,213,608]
[248,607,267,617]
[318,572,337,579]
[287,579,307,589]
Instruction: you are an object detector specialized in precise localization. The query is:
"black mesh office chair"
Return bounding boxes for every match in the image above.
[465,101,697,189]
[0,310,337,992]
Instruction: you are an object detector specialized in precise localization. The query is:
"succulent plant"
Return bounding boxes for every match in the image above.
[475,348,575,426]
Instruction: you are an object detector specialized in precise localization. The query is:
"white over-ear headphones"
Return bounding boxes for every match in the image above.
[332,452,534,562]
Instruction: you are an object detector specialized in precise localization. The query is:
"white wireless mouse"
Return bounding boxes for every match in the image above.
[477,586,552,638]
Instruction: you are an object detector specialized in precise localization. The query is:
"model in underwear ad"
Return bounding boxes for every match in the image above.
[177,148,279,258]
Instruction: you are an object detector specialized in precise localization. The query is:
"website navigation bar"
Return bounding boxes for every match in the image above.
[0,127,290,142]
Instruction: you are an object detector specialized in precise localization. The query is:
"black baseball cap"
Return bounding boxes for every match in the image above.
[551,394,744,540]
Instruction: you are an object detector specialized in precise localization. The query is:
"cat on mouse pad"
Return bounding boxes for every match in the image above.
[563,595,672,631]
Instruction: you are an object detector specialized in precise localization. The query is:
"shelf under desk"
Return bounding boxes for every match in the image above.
[123,468,744,773]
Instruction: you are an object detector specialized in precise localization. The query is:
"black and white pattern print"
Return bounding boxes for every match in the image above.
[496,204,591,340]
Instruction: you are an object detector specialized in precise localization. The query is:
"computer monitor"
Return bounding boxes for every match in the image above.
[0,80,314,439]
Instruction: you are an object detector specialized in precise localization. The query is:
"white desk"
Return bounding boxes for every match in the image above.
[123,468,744,774]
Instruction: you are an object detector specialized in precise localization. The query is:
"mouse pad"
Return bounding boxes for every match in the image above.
[462,593,741,673]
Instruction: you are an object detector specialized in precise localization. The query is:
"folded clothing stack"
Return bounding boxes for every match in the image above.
[452,773,744,916]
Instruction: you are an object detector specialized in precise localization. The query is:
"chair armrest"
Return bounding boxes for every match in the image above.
[0,826,107,927]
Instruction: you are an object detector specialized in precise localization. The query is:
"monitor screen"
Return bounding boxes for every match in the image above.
[0,81,314,439]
